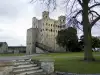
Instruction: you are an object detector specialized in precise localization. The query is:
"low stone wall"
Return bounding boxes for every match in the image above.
[33,59,55,74]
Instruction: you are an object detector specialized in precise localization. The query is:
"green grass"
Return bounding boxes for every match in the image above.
[32,52,100,74]
[0,53,25,56]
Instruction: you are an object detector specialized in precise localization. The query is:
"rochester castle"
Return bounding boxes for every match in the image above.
[26,11,67,54]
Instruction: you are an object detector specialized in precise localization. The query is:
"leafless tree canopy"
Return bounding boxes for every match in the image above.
[30,0,100,29]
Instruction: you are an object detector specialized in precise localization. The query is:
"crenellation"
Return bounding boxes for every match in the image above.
[42,11,49,19]
[32,17,39,28]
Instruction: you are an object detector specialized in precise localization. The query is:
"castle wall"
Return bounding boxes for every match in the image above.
[26,28,38,54]
[39,18,56,49]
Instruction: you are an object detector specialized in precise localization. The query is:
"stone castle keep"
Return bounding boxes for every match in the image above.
[26,11,66,54]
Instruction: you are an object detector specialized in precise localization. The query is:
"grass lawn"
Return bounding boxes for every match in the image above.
[0,53,25,56]
[32,52,100,74]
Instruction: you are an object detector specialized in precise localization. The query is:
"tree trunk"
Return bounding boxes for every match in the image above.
[66,45,69,52]
[82,1,95,61]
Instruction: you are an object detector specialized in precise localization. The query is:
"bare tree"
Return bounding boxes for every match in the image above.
[31,0,100,61]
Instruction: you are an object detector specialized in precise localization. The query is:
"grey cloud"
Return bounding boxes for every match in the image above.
[0,29,22,46]
[0,36,12,40]
[0,0,32,46]
[0,29,3,32]
[0,34,21,46]
[91,25,100,36]
[0,0,29,20]
[0,4,17,17]
[0,0,18,17]
[0,37,21,46]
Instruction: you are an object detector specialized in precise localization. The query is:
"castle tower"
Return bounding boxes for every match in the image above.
[58,16,66,24]
[26,28,38,54]
[32,17,38,28]
[26,16,39,54]
[58,16,66,30]
[42,11,49,19]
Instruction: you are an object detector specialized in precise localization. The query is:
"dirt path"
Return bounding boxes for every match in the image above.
[0,61,13,75]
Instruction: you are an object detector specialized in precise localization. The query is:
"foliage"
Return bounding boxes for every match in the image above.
[79,35,100,50]
[56,27,80,52]
[92,37,100,49]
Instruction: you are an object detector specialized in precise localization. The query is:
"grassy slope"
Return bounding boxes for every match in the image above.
[32,52,100,74]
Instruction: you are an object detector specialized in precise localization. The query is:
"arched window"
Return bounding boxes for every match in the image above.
[51,29,52,32]
[46,29,48,31]
[41,29,42,32]
[46,23,48,25]
[60,26,62,28]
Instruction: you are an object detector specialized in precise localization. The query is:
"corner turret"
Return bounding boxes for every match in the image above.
[42,11,49,19]
[32,17,38,28]
[58,16,66,23]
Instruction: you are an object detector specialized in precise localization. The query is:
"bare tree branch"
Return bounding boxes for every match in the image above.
[89,3,100,9]
[94,0,99,3]
[70,0,77,13]
[30,0,37,3]
[89,11,94,23]
[77,0,83,6]
[89,10,100,16]
[89,10,100,23]
[91,16,100,27]
[62,0,71,8]
[74,10,82,18]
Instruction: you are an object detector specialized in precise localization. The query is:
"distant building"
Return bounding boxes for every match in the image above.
[8,46,26,54]
[0,42,26,54]
[0,42,8,53]
[26,11,66,54]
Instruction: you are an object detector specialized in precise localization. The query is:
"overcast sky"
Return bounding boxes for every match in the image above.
[0,0,100,46]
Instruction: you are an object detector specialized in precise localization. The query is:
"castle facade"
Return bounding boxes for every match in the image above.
[26,11,66,54]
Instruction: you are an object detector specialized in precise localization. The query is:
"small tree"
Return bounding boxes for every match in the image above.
[92,37,100,50]
[56,27,78,52]
[79,35,100,51]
